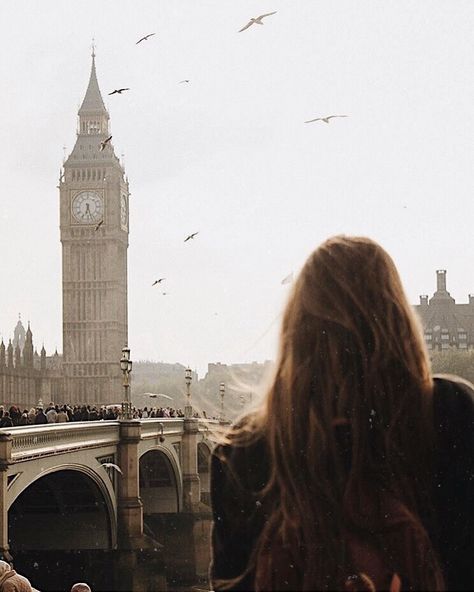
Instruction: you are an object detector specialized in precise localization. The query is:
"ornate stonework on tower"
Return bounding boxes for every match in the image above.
[59,51,130,404]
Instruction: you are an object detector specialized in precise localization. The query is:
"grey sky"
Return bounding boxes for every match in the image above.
[1,1,473,374]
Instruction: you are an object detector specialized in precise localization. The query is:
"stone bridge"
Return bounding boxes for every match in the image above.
[0,417,216,591]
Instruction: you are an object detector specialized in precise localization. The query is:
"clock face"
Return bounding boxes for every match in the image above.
[72,191,104,223]
[120,194,128,230]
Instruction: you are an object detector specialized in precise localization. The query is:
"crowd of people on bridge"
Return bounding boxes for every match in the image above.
[0,403,212,428]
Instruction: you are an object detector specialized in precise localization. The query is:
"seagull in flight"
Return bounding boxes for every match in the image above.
[102,462,123,475]
[145,393,173,400]
[179,80,190,84]
[152,278,166,286]
[281,272,293,285]
[99,136,112,151]
[184,232,199,242]
[136,33,156,44]
[305,115,348,124]
[108,88,130,96]
[95,220,104,232]
[239,11,277,33]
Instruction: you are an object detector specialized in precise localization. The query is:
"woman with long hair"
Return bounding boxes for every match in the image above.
[210,236,474,591]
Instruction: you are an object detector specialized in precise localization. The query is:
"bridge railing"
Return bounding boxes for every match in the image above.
[139,418,184,440]
[2,422,121,462]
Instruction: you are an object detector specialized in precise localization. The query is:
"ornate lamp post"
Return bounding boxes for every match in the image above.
[120,346,133,420]
[219,382,225,423]
[184,367,193,418]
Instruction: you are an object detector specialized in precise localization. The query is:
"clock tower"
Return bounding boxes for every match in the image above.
[60,51,129,404]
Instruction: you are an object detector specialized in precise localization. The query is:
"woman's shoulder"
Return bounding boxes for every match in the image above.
[432,374,474,458]
[432,374,474,425]
[212,415,269,493]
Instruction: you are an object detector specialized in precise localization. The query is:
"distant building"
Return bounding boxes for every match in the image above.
[0,318,63,408]
[414,270,474,351]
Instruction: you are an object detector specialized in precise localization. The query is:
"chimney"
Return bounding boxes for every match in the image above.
[419,295,428,306]
[436,269,447,292]
[469,294,474,305]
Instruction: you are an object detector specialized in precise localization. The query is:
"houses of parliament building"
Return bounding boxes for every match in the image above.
[0,51,129,408]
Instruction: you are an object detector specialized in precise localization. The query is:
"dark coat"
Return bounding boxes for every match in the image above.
[210,375,474,591]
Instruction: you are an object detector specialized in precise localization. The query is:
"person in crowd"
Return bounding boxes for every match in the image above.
[70,584,91,592]
[34,408,47,425]
[0,413,13,429]
[46,405,57,424]
[27,408,36,425]
[8,407,21,427]
[18,411,29,426]
[210,235,474,592]
[0,560,33,591]
[56,405,69,423]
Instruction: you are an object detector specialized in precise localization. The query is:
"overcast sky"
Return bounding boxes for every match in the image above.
[0,1,473,375]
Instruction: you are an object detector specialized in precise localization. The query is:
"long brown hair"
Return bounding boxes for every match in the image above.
[227,236,443,590]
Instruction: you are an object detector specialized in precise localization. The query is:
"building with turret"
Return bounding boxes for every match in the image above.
[59,50,130,404]
[0,318,63,408]
[1,51,130,408]
[414,270,474,351]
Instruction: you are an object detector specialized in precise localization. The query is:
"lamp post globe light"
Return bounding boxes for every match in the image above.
[120,346,133,420]
[184,367,193,418]
[219,382,225,423]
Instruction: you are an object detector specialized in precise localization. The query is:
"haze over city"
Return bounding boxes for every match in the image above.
[1,1,473,374]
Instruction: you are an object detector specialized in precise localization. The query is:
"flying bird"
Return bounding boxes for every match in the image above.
[108,88,130,96]
[152,278,165,286]
[99,136,112,151]
[95,220,104,231]
[161,292,169,296]
[239,11,277,33]
[136,33,156,44]
[305,115,348,124]
[281,272,293,285]
[145,393,173,400]
[184,232,199,242]
[102,462,123,475]
[179,80,190,84]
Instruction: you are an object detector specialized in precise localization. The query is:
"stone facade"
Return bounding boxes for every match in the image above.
[59,52,130,404]
[414,270,474,351]
[0,319,63,408]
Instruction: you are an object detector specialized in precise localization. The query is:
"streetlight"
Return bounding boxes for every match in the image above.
[120,346,133,420]
[184,367,193,418]
[219,382,225,422]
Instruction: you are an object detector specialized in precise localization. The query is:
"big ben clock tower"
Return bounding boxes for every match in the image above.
[60,50,129,404]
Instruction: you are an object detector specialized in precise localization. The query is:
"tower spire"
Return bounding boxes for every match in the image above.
[78,47,108,118]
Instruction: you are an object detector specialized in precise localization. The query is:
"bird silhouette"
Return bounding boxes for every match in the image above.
[145,393,173,400]
[102,462,123,475]
[239,11,277,33]
[152,278,165,286]
[281,272,293,285]
[179,80,190,84]
[305,115,348,124]
[95,220,104,231]
[99,136,112,151]
[136,33,156,44]
[108,88,130,96]
[161,292,169,296]
[184,232,199,242]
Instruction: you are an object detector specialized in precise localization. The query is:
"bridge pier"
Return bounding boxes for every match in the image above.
[116,420,166,591]
[0,434,12,562]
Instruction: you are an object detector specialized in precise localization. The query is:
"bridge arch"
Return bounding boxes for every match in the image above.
[139,446,182,514]
[8,465,116,551]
